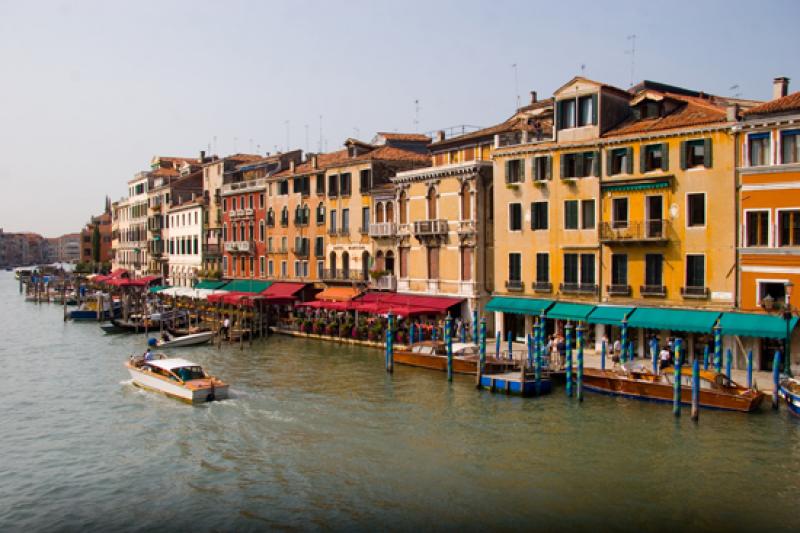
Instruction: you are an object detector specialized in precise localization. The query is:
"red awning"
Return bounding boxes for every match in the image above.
[355,292,463,314]
[297,300,352,311]
[107,275,161,287]
[260,282,306,302]
[208,292,262,306]
[110,268,129,279]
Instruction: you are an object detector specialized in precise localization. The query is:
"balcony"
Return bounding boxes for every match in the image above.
[369,222,397,238]
[223,241,253,254]
[560,283,598,295]
[640,285,667,297]
[533,281,552,293]
[321,269,368,283]
[292,246,309,258]
[599,219,671,244]
[607,284,632,296]
[203,244,221,257]
[280,218,289,228]
[506,280,524,292]
[681,286,709,299]
[413,219,449,236]
[338,227,351,236]
[229,209,254,220]
[457,220,476,236]
[328,227,338,236]
[371,274,397,291]
[358,226,369,236]
[273,245,289,255]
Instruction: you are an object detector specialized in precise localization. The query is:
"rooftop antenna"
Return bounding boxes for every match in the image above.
[580,63,586,75]
[413,99,420,131]
[730,84,742,98]
[318,115,323,153]
[626,34,637,87]
[304,124,309,153]
[512,63,520,109]
[284,120,290,152]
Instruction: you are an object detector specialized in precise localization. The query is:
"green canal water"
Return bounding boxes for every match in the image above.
[1,273,799,532]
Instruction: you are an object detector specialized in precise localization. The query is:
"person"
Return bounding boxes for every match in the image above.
[659,346,672,370]
[612,338,621,358]
[221,314,231,340]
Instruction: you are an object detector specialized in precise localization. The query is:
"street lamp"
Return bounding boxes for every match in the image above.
[785,281,794,377]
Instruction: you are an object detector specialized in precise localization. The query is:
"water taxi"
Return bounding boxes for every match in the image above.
[779,377,800,417]
[125,354,228,403]
[392,341,516,375]
[581,362,764,412]
[155,330,215,348]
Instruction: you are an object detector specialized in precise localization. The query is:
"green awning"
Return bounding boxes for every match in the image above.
[626,307,721,333]
[486,296,554,316]
[587,306,635,326]
[601,180,670,193]
[547,302,595,321]
[148,285,169,293]
[719,312,799,340]
[223,279,273,293]
[195,280,229,290]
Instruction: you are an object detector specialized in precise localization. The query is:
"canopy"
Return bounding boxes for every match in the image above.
[148,285,169,293]
[261,282,307,302]
[222,279,272,293]
[316,287,362,301]
[719,312,799,340]
[486,296,553,316]
[107,275,161,287]
[195,280,229,290]
[158,287,228,299]
[587,306,635,326]
[110,268,129,279]
[298,300,353,311]
[356,292,463,314]
[626,307,722,334]
[207,291,262,306]
[547,302,594,322]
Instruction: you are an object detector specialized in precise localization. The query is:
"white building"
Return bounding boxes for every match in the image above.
[167,201,204,287]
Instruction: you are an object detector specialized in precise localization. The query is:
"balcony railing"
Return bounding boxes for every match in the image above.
[457,220,476,235]
[321,269,369,282]
[505,280,524,292]
[292,246,309,258]
[223,241,253,254]
[533,281,552,293]
[681,286,709,299]
[328,227,338,236]
[203,244,221,257]
[607,284,632,296]
[369,222,398,238]
[560,283,598,295]
[371,275,397,291]
[640,285,667,297]
[413,219,449,236]
[338,227,351,236]
[599,219,671,243]
[229,209,255,220]
[358,226,369,236]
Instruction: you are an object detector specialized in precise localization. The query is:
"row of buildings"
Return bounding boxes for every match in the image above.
[109,75,800,372]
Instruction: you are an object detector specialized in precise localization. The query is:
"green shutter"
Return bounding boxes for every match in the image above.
[545,156,552,180]
[591,94,598,125]
[560,155,567,178]
[704,138,713,168]
[504,160,511,183]
[640,146,646,173]
[593,151,601,177]
[575,154,584,177]
[521,159,527,181]
[680,141,687,170]
[661,142,669,171]
[625,147,633,174]
[606,149,613,176]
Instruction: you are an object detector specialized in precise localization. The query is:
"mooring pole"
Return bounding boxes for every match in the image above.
[651,337,658,375]
[386,311,394,373]
[601,339,606,371]
[703,344,709,371]
[507,330,513,361]
[747,349,754,389]
[773,351,782,410]
[714,325,722,374]
[576,323,584,402]
[565,322,573,398]
[673,338,683,417]
[445,313,453,382]
[691,357,700,422]
[726,348,732,381]
[477,317,486,386]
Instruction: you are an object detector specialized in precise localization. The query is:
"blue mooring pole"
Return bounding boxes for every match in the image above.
[472,309,478,343]
[714,325,722,374]
[577,324,584,402]
[495,331,501,359]
[726,348,732,381]
[747,349,753,389]
[628,340,635,362]
[534,319,542,396]
[601,339,607,371]
[673,338,683,417]
[691,357,700,422]
[703,344,709,371]
[445,313,453,382]
[409,323,415,346]
[507,330,513,361]
[620,318,628,364]
[386,312,394,373]
[651,337,658,375]
[527,333,533,369]
[460,321,466,344]
[479,318,487,380]
[773,351,782,410]
[565,322,573,398]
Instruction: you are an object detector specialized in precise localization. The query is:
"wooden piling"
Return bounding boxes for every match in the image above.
[773,351,782,410]
[673,338,683,417]
[691,358,700,422]
[445,313,453,382]
[477,318,486,387]
[576,324,584,402]
[565,322,573,398]
[386,312,394,373]
[746,349,753,389]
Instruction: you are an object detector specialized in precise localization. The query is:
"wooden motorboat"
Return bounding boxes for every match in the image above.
[581,362,764,412]
[779,377,800,417]
[125,354,228,403]
[100,322,129,334]
[479,370,553,396]
[69,299,121,321]
[155,330,215,348]
[392,341,516,375]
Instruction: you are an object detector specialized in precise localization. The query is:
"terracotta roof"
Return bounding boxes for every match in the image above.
[347,145,430,164]
[603,93,729,137]
[377,132,431,142]
[150,167,180,177]
[743,91,800,117]
[271,149,351,178]
[429,112,546,149]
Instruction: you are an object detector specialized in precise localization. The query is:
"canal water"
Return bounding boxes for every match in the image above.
[1,273,799,532]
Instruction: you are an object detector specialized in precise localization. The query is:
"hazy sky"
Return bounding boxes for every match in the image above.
[1,0,798,236]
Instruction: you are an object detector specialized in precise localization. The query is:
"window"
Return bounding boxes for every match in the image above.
[427,246,439,279]
[580,254,595,285]
[505,159,524,183]
[359,169,371,192]
[281,260,287,278]
[231,197,237,210]
[280,206,289,226]
[563,254,578,284]
[248,224,254,241]
[687,193,705,227]
[316,174,325,195]
[315,237,324,257]
[339,173,351,196]
[509,203,522,230]
[564,200,579,230]
[267,208,275,226]
[316,203,325,225]
[249,195,254,209]
[611,254,628,285]
[781,130,800,164]
[558,99,576,129]
[642,143,668,172]
[561,151,599,178]
[259,256,265,276]
[531,202,548,230]
[681,139,712,169]
[259,193,265,209]
[328,174,338,197]
[316,260,323,276]
[581,200,595,229]
[330,209,337,233]
[508,253,522,282]
[222,198,227,211]
[278,180,289,195]
[686,255,705,288]
[533,156,551,181]
[294,260,301,277]
[267,237,273,252]
[745,210,769,247]
[608,147,633,176]
[361,207,370,233]
[268,260,274,277]
[341,209,349,232]
[748,133,770,166]
[778,210,800,246]
[577,95,596,126]
[536,253,549,283]
[645,254,663,286]
[758,282,786,307]
[461,247,472,281]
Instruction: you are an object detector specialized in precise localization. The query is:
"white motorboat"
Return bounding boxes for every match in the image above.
[155,330,215,348]
[125,354,228,403]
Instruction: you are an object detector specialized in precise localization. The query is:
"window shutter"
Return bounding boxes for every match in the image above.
[593,152,601,177]
[521,159,527,181]
[704,138,713,168]
[533,158,540,181]
[504,160,511,183]
[679,141,687,170]
[545,156,552,180]
[555,101,562,131]
[575,154,585,177]
[640,146,646,173]
[661,142,669,171]
[560,155,566,178]
[530,203,535,230]
[606,150,613,176]
[591,94,598,125]
[625,147,633,174]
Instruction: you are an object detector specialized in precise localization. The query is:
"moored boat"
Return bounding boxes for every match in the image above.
[155,330,215,348]
[779,377,800,417]
[125,354,228,403]
[581,362,764,412]
[392,341,516,375]
[100,322,129,334]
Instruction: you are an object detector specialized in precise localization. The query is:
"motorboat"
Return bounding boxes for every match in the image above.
[581,361,764,412]
[779,377,800,417]
[69,297,121,321]
[392,341,516,375]
[155,330,215,348]
[125,354,228,403]
[100,322,129,334]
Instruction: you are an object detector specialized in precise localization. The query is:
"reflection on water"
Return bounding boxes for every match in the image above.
[0,273,799,531]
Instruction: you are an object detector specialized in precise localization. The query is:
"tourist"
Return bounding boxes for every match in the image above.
[221,315,231,340]
[612,338,621,358]
[659,346,672,369]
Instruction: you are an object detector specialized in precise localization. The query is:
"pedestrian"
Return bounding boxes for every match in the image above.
[659,345,672,370]
[612,338,621,358]
[221,314,231,340]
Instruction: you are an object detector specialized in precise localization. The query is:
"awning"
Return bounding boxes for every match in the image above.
[601,180,670,193]
[355,291,463,313]
[626,307,721,334]
[223,279,272,293]
[486,296,554,316]
[148,285,169,293]
[547,302,594,321]
[195,280,229,290]
[110,268,129,279]
[207,291,262,306]
[719,312,799,340]
[587,306,635,326]
[316,287,362,301]
[261,282,307,302]
[298,300,353,311]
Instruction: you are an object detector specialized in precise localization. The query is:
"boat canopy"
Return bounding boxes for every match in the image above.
[586,306,635,326]
[719,312,799,340]
[485,296,554,315]
[547,302,594,322]
[626,307,722,334]
[147,358,200,371]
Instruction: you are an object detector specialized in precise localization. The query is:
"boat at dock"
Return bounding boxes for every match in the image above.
[125,354,228,403]
[392,341,516,375]
[581,362,764,412]
[69,298,121,321]
[779,377,800,417]
[155,330,215,348]
[100,322,129,334]
[479,370,553,396]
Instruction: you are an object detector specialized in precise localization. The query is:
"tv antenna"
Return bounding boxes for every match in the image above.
[625,34,637,87]
[318,115,323,153]
[304,124,310,153]
[284,120,290,151]
[413,99,420,131]
[580,63,586,75]
[512,63,520,109]
[729,84,742,98]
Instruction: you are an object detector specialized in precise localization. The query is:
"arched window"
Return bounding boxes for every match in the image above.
[259,220,265,241]
[385,250,395,275]
[375,202,384,223]
[427,187,437,219]
[375,250,385,271]
[386,202,394,223]
[267,208,275,226]
[361,251,370,280]
[461,183,472,220]
[317,203,325,225]
[329,251,337,276]
[342,251,350,278]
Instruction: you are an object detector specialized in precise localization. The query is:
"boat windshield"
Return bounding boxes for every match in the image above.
[173,366,206,381]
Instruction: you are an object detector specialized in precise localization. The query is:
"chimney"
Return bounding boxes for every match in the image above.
[434,130,445,143]
[530,91,538,104]
[312,155,318,169]
[726,103,739,122]
[773,77,790,100]
[290,160,295,172]
[200,150,206,162]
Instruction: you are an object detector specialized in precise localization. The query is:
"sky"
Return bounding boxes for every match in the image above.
[0,0,798,236]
